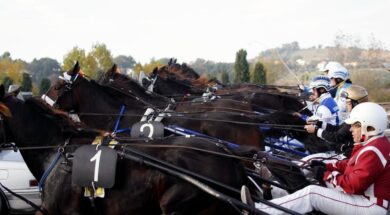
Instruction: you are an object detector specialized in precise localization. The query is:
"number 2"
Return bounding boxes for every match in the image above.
[140,123,154,138]
[90,150,102,182]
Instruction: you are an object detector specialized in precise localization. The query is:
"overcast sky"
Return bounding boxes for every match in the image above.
[0,0,389,63]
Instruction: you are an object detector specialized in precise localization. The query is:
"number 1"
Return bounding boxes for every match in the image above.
[90,150,102,182]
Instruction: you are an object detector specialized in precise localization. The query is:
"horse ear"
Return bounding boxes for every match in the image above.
[173,58,177,64]
[68,61,80,76]
[168,58,172,65]
[107,64,117,76]
[0,85,5,100]
[153,67,158,74]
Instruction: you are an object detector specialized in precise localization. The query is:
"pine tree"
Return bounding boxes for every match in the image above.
[234,49,249,83]
[21,73,32,91]
[2,76,13,91]
[39,78,51,95]
[221,71,230,84]
[251,62,267,84]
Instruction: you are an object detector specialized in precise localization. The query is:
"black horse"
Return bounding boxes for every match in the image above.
[0,85,258,215]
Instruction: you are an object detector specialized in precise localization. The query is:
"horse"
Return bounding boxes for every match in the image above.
[48,63,266,150]
[140,62,312,117]
[145,59,301,96]
[101,64,335,155]
[0,85,258,215]
[97,66,317,193]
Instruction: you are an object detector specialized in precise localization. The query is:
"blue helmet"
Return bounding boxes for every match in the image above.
[310,75,330,91]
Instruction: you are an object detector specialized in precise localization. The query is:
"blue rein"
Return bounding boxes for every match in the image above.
[113,105,131,134]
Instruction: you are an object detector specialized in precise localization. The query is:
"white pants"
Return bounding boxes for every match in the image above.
[255,185,387,215]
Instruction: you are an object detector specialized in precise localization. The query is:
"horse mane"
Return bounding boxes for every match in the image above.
[25,97,103,136]
[159,62,200,81]
[191,73,212,88]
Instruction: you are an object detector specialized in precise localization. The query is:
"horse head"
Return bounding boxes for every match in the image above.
[50,62,88,112]
[98,64,118,84]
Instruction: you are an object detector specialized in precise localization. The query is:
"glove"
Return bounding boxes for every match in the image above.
[312,166,326,182]
[309,160,326,168]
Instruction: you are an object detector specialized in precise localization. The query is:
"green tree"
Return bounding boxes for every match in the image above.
[234,49,249,83]
[21,73,32,91]
[221,71,230,84]
[39,78,51,95]
[2,76,13,91]
[113,55,136,69]
[251,61,267,84]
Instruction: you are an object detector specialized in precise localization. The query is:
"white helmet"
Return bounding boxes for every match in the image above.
[309,75,330,91]
[345,102,388,141]
[325,62,349,81]
[321,61,342,72]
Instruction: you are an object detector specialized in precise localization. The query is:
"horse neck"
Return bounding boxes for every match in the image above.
[7,101,68,180]
[117,79,170,107]
[154,78,195,96]
[72,82,152,131]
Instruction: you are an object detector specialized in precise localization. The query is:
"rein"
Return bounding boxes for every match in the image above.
[65,111,306,131]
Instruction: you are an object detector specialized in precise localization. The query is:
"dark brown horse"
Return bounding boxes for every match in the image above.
[146,59,301,96]
[0,85,259,215]
[48,63,266,150]
[140,61,311,117]
[98,65,332,154]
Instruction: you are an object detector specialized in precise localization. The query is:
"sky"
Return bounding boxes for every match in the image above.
[0,0,389,64]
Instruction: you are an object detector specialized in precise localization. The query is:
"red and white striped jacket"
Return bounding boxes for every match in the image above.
[324,135,390,209]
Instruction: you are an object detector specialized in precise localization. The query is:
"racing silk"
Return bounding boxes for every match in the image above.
[324,135,390,209]
[334,82,352,123]
[304,93,339,127]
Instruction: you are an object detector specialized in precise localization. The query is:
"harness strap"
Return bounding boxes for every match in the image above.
[113,105,126,133]
[38,139,69,191]
[38,151,62,191]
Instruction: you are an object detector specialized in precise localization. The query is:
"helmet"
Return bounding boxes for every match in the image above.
[321,61,343,72]
[326,62,349,80]
[309,75,330,91]
[340,85,368,103]
[345,102,388,141]
[8,85,20,93]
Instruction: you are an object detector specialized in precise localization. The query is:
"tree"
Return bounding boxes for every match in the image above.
[63,47,86,71]
[0,56,26,85]
[89,43,114,79]
[132,59,164,75]
[63,43,114,79]
[2,76,13,91]
[221,71,230,84]
[1,52,11,60]
[113,55,136,69]
[27,58,61,84]
[21,73,32,91]
[251,62,267,84]
[39,78,51,95]
[234,49,249,83]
